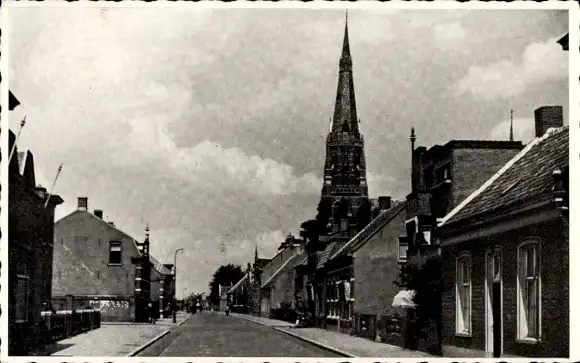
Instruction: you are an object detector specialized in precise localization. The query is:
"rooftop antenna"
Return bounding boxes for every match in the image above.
[509,109,514,142]
[8,116,26,165]
[44,163,63,208]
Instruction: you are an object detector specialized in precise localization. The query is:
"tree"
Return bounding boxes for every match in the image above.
[394,255,443,355]
[208,264,244,306]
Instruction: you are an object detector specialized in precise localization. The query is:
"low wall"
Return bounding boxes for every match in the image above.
[52,295,135,322]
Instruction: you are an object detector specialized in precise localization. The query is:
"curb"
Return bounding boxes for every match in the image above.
[274,327,355,358]
[126,315,190,357]
[127,330,170,357]
[229,313,294,328]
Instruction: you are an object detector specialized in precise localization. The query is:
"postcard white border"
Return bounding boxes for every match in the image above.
[1,1,578,362]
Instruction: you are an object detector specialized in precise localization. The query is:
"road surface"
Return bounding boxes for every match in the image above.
[137,311,341,357]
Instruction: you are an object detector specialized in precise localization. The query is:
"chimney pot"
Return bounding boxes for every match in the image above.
[78,197,88,211]
[94,209,103,219]
[534,106,563,138]
[378,196,392,211]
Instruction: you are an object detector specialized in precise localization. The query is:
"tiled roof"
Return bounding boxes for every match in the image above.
[261,254,299,289]
[441,126,568,226]
[149,254,172,275]
[316,241,346,269]
[331,201,406,259]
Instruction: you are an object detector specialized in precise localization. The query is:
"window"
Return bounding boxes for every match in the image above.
[15,262,30,322]
[398,241,408,262]
[109,241,122,264]
[518,241,541,341]
[456,254,471,335]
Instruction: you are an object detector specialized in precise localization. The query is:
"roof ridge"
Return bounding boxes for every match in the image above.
[261,254,299,289]
[331,201,406,259]
[438,128,560,227]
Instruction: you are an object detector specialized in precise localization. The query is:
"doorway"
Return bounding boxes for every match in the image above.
[485,248,503,357]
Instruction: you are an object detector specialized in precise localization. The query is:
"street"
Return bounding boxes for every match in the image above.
[137,312,341,357]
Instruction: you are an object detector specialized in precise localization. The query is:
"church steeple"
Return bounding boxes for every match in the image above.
[319,13,369,236]
[331,12,359,136]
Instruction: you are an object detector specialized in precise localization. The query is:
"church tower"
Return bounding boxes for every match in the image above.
[320,14,370,234]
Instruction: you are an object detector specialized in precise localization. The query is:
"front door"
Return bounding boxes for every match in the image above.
[485,249,502,357]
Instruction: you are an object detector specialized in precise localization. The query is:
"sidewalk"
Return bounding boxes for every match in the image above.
[33,312,189,357]
[231,313,433,358]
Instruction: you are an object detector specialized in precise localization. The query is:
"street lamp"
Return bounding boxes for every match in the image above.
[173,248,184,323]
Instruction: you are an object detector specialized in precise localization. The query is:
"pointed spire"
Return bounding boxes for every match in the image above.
[339,11,352,72]
[509,109,514,142]
[254,244,258,264]
[331,13,359,135]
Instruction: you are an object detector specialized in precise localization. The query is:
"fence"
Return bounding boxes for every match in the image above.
[40,309,101,343]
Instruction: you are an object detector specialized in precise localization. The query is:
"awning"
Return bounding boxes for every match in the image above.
[392,290,416,309]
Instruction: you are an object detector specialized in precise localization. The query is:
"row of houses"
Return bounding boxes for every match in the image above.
[225,27,570,358]
[6,95,176,354]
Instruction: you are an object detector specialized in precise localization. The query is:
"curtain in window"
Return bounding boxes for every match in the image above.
[520,243,539,338]
[344,281,351,300]
[456,256,471,334]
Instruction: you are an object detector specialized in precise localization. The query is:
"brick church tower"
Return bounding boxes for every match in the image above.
[319,15,370,234]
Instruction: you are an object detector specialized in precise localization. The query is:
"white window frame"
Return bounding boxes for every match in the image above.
[456,252,472,336]
[517,239,542,343]
[398,241,408,262]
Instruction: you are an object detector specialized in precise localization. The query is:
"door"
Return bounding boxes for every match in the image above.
[485,249,502,357]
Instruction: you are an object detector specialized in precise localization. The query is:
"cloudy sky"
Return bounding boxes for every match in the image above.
[7,5,568,296]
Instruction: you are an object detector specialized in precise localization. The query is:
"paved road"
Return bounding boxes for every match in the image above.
[137,311,341,357]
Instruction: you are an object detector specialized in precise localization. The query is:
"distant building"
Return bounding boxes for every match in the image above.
[258,235,303,318]
[52,197,173,322]
[8,126,64,354]
[438,108,568,358]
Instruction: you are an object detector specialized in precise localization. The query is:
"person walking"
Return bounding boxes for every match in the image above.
[147,302,156,324]
[196,301,201,314]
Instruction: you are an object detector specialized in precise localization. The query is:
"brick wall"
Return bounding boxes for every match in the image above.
[441,218,568,357]
[52,211,141,321]
[451,148,521,208]
[53,211,140,297]
[9,180,60,354]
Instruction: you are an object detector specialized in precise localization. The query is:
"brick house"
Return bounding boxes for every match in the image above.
[437,110,568,358]
[8,129,64,354]
[52,197,174,322]
[329,198,407,343]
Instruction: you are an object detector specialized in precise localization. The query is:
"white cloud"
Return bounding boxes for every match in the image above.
[454,37,568,100]
[489,117,535,144]
[433,22,467,44]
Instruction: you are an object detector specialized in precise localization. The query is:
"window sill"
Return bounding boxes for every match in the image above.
[455,332,472,338]
[108,263,122,266]
[516,337,541,345]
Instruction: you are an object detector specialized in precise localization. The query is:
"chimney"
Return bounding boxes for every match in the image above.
[94,209,103,219]
[78,197,88,211]
[378,196,392,211]
[534,106,563,138]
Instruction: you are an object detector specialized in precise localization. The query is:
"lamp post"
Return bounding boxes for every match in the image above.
[173,248,184,323]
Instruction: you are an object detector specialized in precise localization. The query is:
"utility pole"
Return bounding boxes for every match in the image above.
[173,248,183,323]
